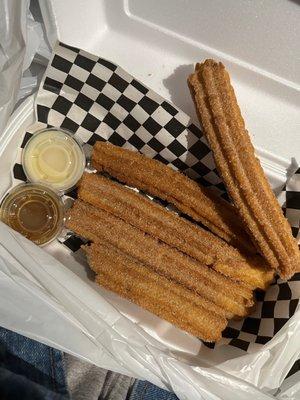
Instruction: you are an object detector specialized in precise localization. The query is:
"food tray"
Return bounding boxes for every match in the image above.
[0,1,299,398]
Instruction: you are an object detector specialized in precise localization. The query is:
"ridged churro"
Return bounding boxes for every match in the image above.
[79,172,273,290]
[92,141,255,254]
[188,59,300,279]
[85,242,227,341]
[66,200,254,317]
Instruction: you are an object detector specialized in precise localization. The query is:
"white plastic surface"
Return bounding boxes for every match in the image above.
[0,0,51,134]
[0,0,28,134]
[45,0,300,162]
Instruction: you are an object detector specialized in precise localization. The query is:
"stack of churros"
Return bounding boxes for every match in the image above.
[66,60,299,341]
[92,141,255,254]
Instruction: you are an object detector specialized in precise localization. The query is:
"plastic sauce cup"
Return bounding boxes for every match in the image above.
[0,183,65,246]
[22,128,86,193]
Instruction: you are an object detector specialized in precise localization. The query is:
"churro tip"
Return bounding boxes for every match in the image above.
[195,59,225,72]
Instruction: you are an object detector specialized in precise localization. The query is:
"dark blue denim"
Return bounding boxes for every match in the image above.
[130,380,179,400]
[0,327,68,399]
[0,326,178,400]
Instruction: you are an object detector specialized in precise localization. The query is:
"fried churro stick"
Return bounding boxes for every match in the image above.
[85,242,227,341]
[67,200,253,317]
[79,172,273,289]
[214,259,273,290]
[92,141,255,254]
[188,60,300,279]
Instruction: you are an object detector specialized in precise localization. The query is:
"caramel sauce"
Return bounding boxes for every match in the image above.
[0,184,64,245]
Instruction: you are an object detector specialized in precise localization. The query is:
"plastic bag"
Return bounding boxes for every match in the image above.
[0,0,51,134]
[0,0,28,134]
[0,222,277,400]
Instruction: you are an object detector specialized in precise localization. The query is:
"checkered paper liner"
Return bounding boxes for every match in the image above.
[281,168,300,243]
[11,42,300,355]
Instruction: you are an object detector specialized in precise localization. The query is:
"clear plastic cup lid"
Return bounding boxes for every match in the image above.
[0,183,65,246]
[22,128,86,194]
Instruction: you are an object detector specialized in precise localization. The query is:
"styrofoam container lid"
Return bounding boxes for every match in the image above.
[42,0,300,161]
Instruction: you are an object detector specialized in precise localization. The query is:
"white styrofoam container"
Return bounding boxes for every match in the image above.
[41,0,300,163]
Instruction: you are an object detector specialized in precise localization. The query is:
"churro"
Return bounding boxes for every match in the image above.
[66,200,254,317]
[188,59,300,279]
[79,172,273,289]
[92,141,255,254]
[85,242,227,341]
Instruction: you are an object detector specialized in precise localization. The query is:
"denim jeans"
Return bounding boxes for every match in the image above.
[0,327,178,400]
[0,327,68,399]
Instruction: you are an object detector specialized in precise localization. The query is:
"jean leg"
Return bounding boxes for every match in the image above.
[0,327,68,398]
[129,380,179,400]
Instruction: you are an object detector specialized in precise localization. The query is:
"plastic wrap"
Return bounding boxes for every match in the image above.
[0,0,28,134]
[0,222,278,399]
[0,0,51,134]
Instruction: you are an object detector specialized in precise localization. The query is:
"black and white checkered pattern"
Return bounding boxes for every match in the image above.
[11,42,300,354]
[13,42,226,194]
[280,168,300,243]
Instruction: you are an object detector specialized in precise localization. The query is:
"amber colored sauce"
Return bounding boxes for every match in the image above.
[0,184,63,245]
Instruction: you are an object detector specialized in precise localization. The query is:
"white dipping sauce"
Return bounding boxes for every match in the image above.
[23,129,86,193]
